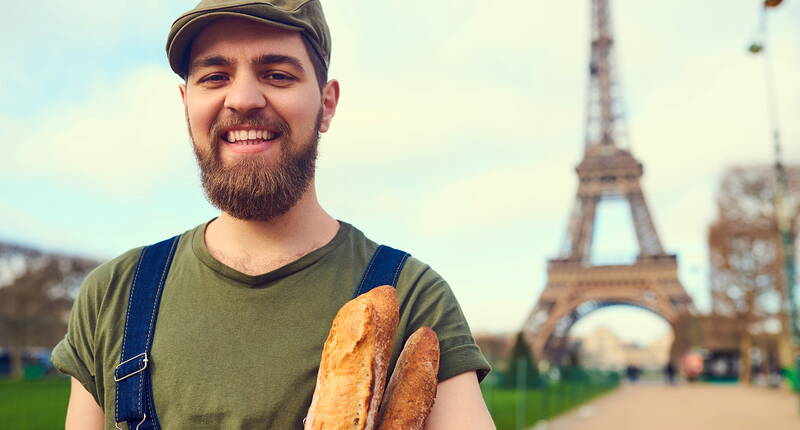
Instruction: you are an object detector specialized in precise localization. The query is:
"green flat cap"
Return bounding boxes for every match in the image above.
[166,0,330,77]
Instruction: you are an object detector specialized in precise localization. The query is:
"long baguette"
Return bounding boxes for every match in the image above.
[364,286,400,429]
[305,286,398,430]
[376,326,440,430]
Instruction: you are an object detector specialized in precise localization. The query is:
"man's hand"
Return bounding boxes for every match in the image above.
[65,377,104,430]
[424,371,496,430]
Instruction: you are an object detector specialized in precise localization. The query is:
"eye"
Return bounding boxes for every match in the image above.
[264,72,296,85]
[198,74,228,84]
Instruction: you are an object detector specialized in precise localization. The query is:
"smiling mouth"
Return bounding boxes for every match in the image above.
[223,129,282,145]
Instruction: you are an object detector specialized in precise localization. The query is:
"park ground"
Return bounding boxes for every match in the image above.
[539,383,800,430]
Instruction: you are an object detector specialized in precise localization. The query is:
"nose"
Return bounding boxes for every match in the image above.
[223,74,267,114]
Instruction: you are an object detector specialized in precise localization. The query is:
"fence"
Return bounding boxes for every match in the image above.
[481,365,620,430]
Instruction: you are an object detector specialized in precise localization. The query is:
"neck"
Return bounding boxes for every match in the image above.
[204,180,339,274]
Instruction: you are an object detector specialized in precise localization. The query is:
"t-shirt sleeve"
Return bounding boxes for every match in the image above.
[51,265,109,404]
[397,260,492,383]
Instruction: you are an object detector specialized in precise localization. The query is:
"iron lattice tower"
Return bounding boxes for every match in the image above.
[523,0,692,363]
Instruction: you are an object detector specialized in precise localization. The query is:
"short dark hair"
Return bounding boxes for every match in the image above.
[182,33,328,92]
[301,34,328,91]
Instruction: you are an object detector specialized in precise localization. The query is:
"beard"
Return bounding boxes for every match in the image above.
[190,109,321,221]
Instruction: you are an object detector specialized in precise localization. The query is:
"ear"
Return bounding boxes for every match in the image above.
[179,83,187,106]
[318,79,340,133]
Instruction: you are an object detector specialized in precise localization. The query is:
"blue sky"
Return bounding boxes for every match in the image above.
[2,1,799,344]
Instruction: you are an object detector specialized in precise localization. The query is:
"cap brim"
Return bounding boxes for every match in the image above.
[167,11,303,77]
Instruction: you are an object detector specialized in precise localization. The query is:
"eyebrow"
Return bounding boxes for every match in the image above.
[253,54,305,72]
[189,54,305,76]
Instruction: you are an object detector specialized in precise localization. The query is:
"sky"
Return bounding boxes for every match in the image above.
[2,0,799,345]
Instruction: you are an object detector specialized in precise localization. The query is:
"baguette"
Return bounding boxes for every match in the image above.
[376,326,440,430]
[305,286,398,430]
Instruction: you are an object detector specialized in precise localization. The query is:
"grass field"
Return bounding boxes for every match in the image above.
[483,382,617,430]
[0,377,70,430]
[0,377,616,429]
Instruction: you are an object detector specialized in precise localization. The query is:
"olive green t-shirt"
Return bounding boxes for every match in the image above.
[52,220,490,429]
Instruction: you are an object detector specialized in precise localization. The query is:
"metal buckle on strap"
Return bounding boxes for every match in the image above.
[115,413,147,430]
[114,352,148,382]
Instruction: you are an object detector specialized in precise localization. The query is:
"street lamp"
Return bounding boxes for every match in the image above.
[748,0,800,402]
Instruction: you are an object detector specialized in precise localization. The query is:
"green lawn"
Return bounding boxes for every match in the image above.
[482,382,617,430]
[0,376,616,430]
[0,377,70,430]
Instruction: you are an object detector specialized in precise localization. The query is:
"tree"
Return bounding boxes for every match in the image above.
[0,244,97,379]
[709,165,798,383]
[501,332,542,388]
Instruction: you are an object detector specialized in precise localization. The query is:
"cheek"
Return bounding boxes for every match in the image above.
[186,96,221,138]
[272,88,321,130]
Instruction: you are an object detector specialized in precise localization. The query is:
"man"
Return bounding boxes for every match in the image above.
[53,1,495,429]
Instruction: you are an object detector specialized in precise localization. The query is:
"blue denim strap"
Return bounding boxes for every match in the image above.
[353,245,410,298]
[114,235,179,430]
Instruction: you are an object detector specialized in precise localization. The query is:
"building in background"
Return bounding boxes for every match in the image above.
[570,326,672,371]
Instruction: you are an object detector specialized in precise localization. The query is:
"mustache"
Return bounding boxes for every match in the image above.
[209,113,291,143]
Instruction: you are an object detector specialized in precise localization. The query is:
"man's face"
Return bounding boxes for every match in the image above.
[180,18,338,220]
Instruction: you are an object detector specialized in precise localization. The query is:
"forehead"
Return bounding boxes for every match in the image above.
[189,17,308,63]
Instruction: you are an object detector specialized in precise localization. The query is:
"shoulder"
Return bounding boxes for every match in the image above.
[343,222,454,305]
[395,255,462,323]
[77,247,144,305]
[78,227,197,306]
[73,247,143,320]
[395,254,455,309]
[346,225,449,296]
[397,255,443,288]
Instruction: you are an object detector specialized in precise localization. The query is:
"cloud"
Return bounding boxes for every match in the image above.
[414,160,574,236]
[322,80,572,165]
[3,67,191,197]
[1,1,175,44]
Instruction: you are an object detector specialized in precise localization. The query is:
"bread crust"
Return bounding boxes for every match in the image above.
[376,326,440,430]
[305,286,398,430]
[363,286,399,430]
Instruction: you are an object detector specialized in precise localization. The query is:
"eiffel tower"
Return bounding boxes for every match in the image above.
[523,0,692,362]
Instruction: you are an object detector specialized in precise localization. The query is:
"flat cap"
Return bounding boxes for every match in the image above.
[166,0,330,77]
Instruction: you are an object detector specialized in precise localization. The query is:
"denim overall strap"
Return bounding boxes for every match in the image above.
[114,235,180,430]
[353,245,410,298]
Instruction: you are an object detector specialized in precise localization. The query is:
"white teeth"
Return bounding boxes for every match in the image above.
[224,129,277,144]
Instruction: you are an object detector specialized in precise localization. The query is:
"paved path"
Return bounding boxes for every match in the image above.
[538,383,800,430]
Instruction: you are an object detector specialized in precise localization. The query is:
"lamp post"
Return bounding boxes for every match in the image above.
[749,0,800,401]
